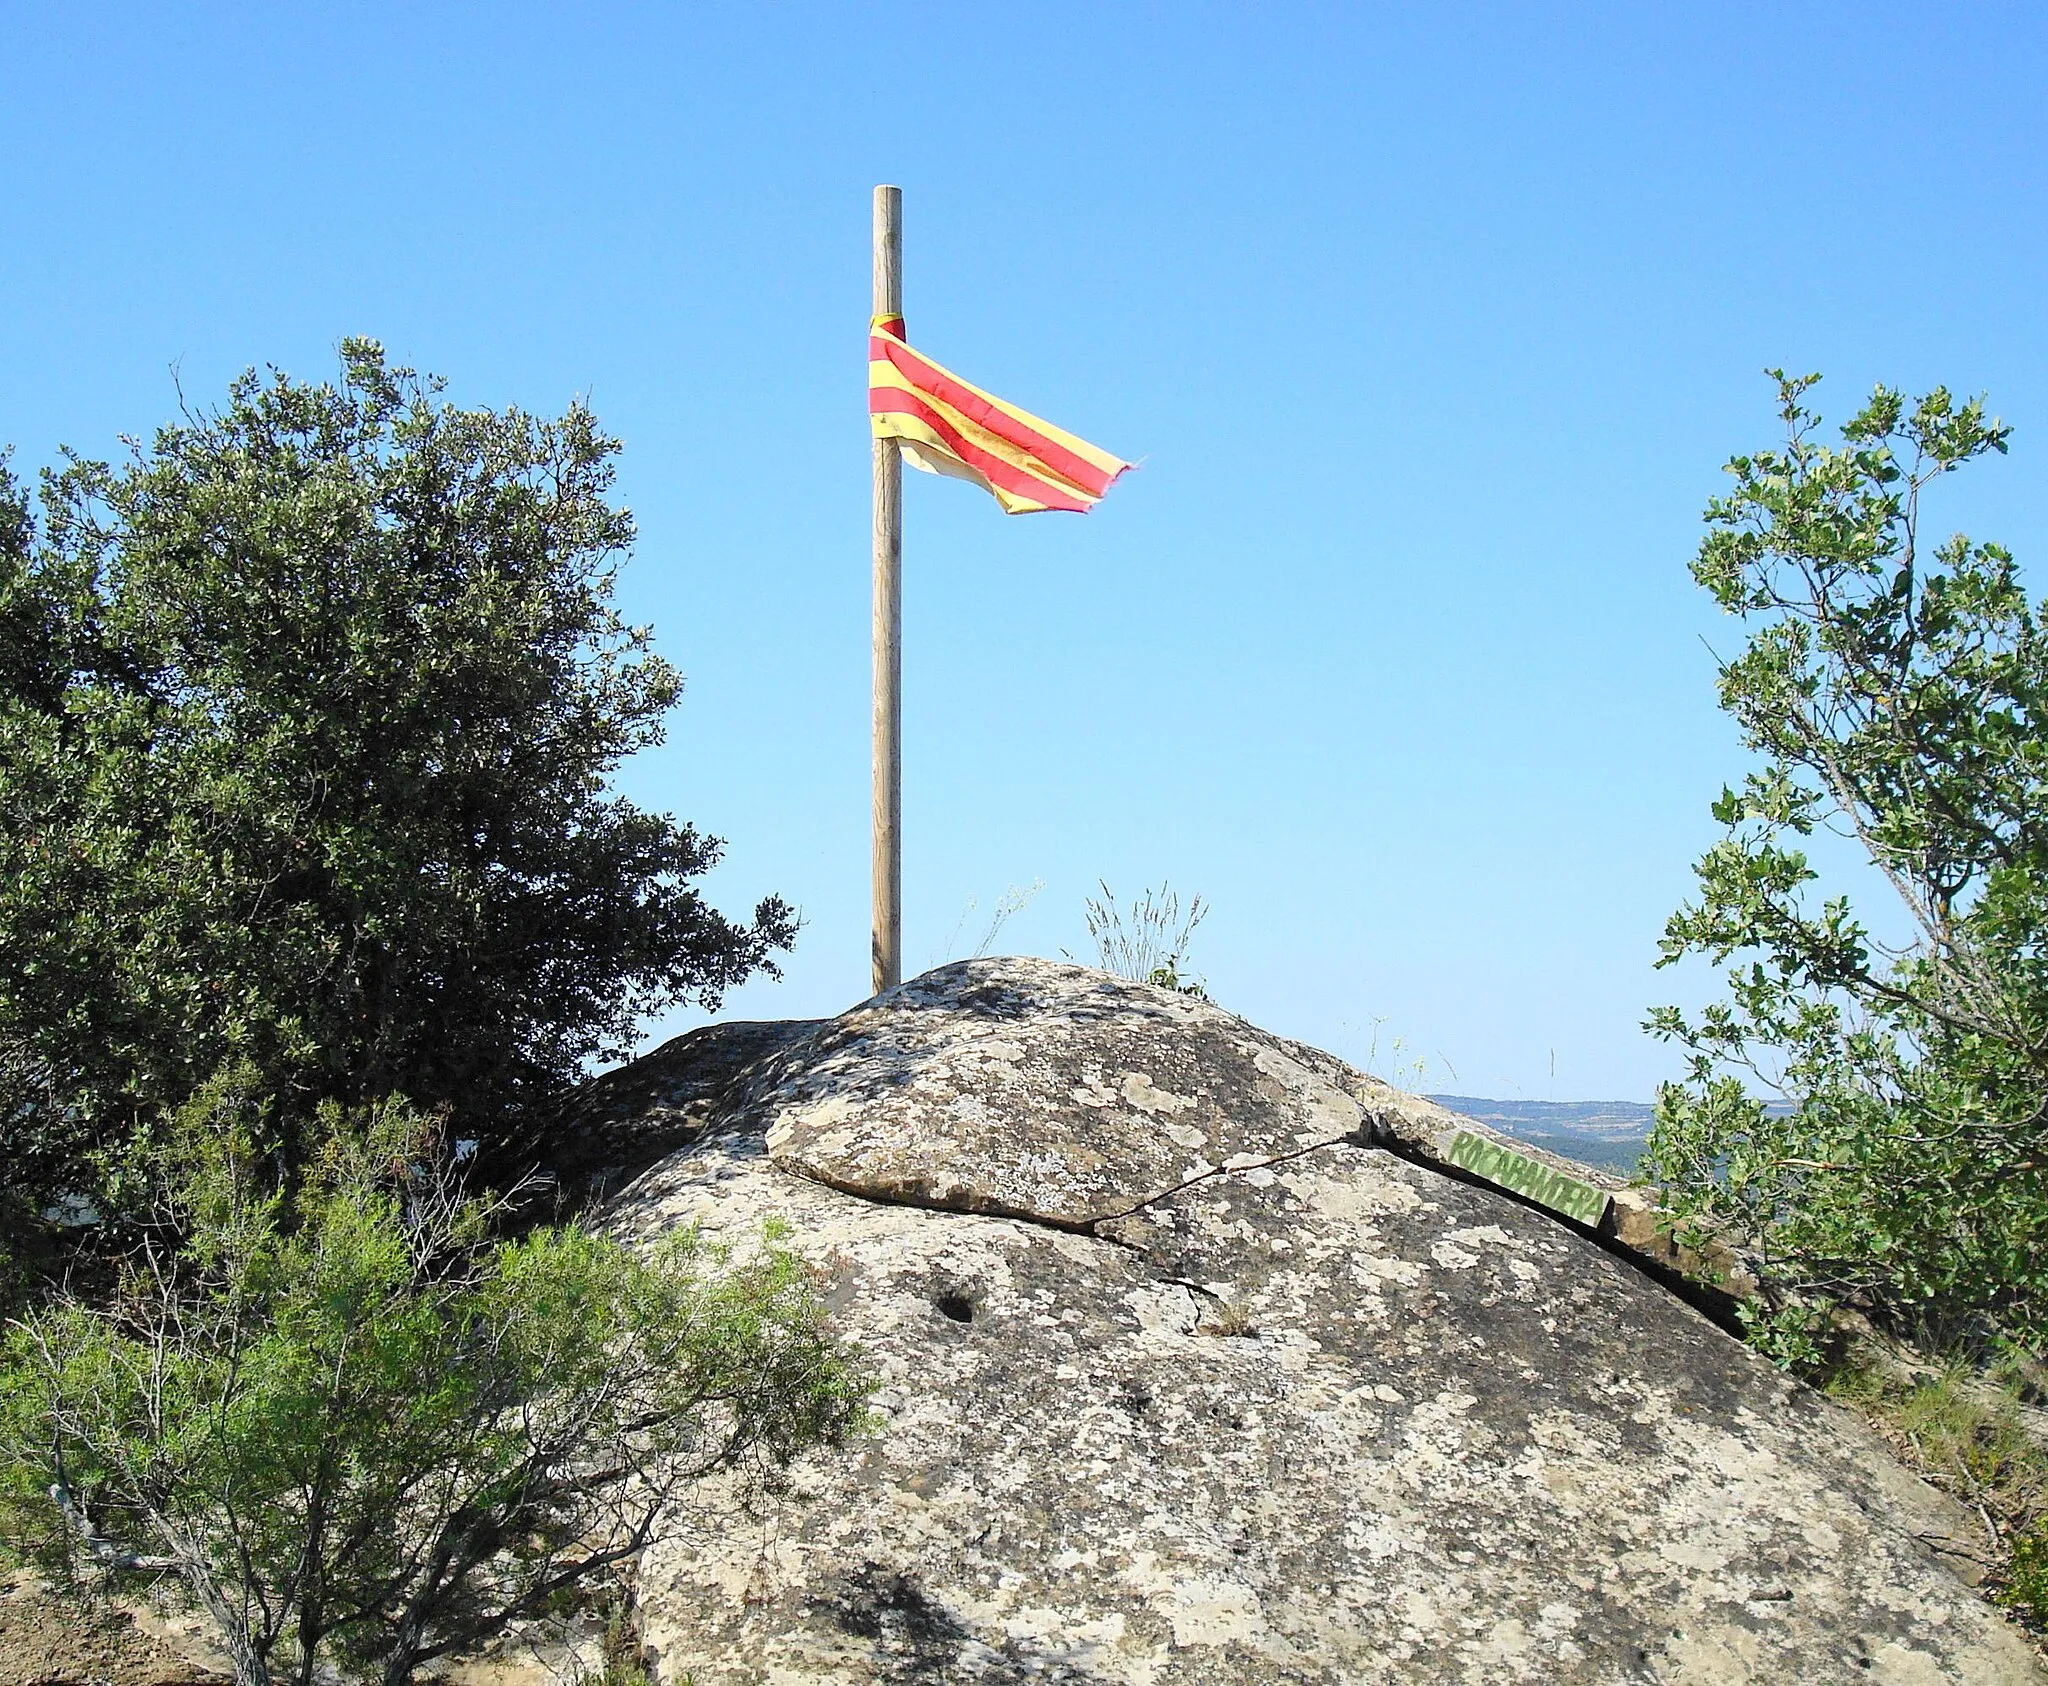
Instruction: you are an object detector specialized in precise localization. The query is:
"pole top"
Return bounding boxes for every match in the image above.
[873,186,902,317]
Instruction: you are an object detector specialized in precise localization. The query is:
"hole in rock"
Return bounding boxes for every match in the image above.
[933,1291,975,1323]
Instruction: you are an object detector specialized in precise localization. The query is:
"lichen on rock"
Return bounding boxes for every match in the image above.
[591,957,2043,1685]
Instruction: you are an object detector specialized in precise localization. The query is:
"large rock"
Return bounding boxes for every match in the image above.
[598,958,2040,1685]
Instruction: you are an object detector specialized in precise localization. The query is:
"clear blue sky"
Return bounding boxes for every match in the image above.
[5,3,2044,1101]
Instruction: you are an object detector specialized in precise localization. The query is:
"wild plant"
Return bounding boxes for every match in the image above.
[1083,882,1208,997]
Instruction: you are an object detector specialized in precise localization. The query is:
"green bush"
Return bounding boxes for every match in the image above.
[0,1078,868,1686]
[0,342,792,1216]
[2006,1525,2048,1628]
[1647,372,2048,1352]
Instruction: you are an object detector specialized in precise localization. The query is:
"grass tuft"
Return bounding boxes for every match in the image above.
[1825,1352,2048,1633]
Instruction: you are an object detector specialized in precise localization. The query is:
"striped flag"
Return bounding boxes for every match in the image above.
[868,315,1131,514]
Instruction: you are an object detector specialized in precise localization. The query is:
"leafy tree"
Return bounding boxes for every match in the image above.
[0,1075,868,1686]
[0,342,793,1212]
[1646,371,2048,1360]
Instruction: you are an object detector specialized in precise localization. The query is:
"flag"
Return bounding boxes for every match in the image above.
[868,316,1131,515]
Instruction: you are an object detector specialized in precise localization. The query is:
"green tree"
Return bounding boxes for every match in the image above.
[0,1077,868,1686]
[1646,371,2048,1360]
[0,342,792,1212]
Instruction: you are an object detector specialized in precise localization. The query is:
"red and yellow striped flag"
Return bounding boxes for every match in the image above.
[868,316,1131,515]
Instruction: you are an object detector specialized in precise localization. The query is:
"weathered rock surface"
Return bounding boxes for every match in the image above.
[527,1016,824,1203]
[753,963,1367,1227]
[597,958,2041,1684]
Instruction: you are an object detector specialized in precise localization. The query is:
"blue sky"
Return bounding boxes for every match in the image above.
[4,3,2044,1100]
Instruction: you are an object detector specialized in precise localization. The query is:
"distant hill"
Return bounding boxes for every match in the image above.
[1426,1095,1653,1177]
[1427,1096,1655,1140]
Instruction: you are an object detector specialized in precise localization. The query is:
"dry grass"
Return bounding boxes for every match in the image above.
[1196,1298,1257,1339]
[1825,1351,2048,1639]
[1083,882,1207,991]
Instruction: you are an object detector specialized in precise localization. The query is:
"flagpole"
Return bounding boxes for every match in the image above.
[871,184,903,996]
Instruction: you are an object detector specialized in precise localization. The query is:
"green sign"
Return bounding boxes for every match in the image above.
[1442,1130,1612,1229]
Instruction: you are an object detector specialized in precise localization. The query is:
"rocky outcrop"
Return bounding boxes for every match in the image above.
[596,958,2041,1685]
[1260,1037,1762,1311]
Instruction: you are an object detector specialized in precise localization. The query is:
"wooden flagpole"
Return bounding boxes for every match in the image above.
[871,184,903,995]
